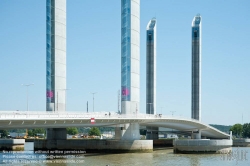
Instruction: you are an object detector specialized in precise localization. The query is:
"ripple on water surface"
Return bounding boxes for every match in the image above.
[0,143,249,166]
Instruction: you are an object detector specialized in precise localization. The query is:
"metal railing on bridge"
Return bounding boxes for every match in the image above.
[0,111,229,137]
[0,111,200,122]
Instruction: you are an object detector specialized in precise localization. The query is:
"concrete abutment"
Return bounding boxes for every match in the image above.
[34,139,153,153]
[0,139,25,151]
[173,139,232,154]
[35,123,153,152]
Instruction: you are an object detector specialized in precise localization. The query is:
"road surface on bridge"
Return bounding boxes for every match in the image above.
[0,111,229,139]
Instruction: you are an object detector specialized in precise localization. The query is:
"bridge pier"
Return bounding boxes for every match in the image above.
[46,128,67,140]
[191,130,201,139]
[113,123,153,152]
[34,123,153,153]
[233,139,250,147]
[173,139,232,154]
[0,139,25,151]
[34,128,67,150]
[146,126,158,140]
[115,123,140,140]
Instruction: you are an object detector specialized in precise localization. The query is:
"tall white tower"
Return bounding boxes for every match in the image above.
[121,0,140,115]
[116,0,141,140]
[146,18,158,140]
[46,0,67,141]
[146,18,157,115]
[191,14,202,121]
[46,0,66,112]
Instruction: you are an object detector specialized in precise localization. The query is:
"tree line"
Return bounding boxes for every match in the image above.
[230,123,250,138]
[0,127,105,138]
[67,127,101,136]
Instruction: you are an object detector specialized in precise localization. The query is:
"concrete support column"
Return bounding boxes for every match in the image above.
[46,128,67,140]
[191,130,201,139]
[115,123,140,140]
[146,126,158,140]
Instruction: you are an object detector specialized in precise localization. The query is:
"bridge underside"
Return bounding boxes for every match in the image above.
[0,116,229,139]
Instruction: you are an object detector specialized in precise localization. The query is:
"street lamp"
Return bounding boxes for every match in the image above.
[160,107,164,115]
[170,111,176,134]
[64,88,71,111]
[22,83,34,111]
[56,88,70,111]
[170,111,176,117]
[91,92,97,112]
[147,103,153,114]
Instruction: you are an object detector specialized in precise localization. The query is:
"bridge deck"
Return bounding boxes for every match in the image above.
[0,111,229,139]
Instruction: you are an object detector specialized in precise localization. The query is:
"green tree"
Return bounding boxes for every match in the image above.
[8,129,26,133]
[230,123,243,137]
[28,130,34,136]
[67,127,78,135]
[28,128,45,137]
[88,127,101,136]
[33,128,45,136]
[0,130,9,137]
[242,123,250,138]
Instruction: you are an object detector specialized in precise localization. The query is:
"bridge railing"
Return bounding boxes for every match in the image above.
[0,111,201,123]
[0,112,160,119]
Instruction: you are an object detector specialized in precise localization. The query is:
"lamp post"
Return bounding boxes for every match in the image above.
[170,111,176,134]
[160,107,163,115]
[57,88,70,111]
[64,88,70,111]
[147,103,153,114]
[170,111,176,117]
[22,83,34,111]
[91,92,97,112]
[87,101,88,113]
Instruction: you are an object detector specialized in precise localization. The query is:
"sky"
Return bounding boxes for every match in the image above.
[0,0,249,125]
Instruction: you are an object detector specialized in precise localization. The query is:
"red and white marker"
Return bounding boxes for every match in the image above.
[90,118,95,124]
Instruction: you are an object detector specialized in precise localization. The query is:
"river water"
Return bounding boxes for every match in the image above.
[0,142,249,166]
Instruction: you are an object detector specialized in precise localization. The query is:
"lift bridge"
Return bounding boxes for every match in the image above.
[0,111,229,139]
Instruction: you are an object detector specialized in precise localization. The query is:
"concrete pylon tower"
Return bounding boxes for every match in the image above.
[191,14,202,139]
[191,14,201,121]
[146,18,156,115]
[146,18,158,140]
[121,0,140,115]
[46,0,66,112]
[116,0,140,140]
[46,0,67,140]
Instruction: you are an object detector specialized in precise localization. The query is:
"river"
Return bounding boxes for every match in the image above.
[0,142,249,166]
